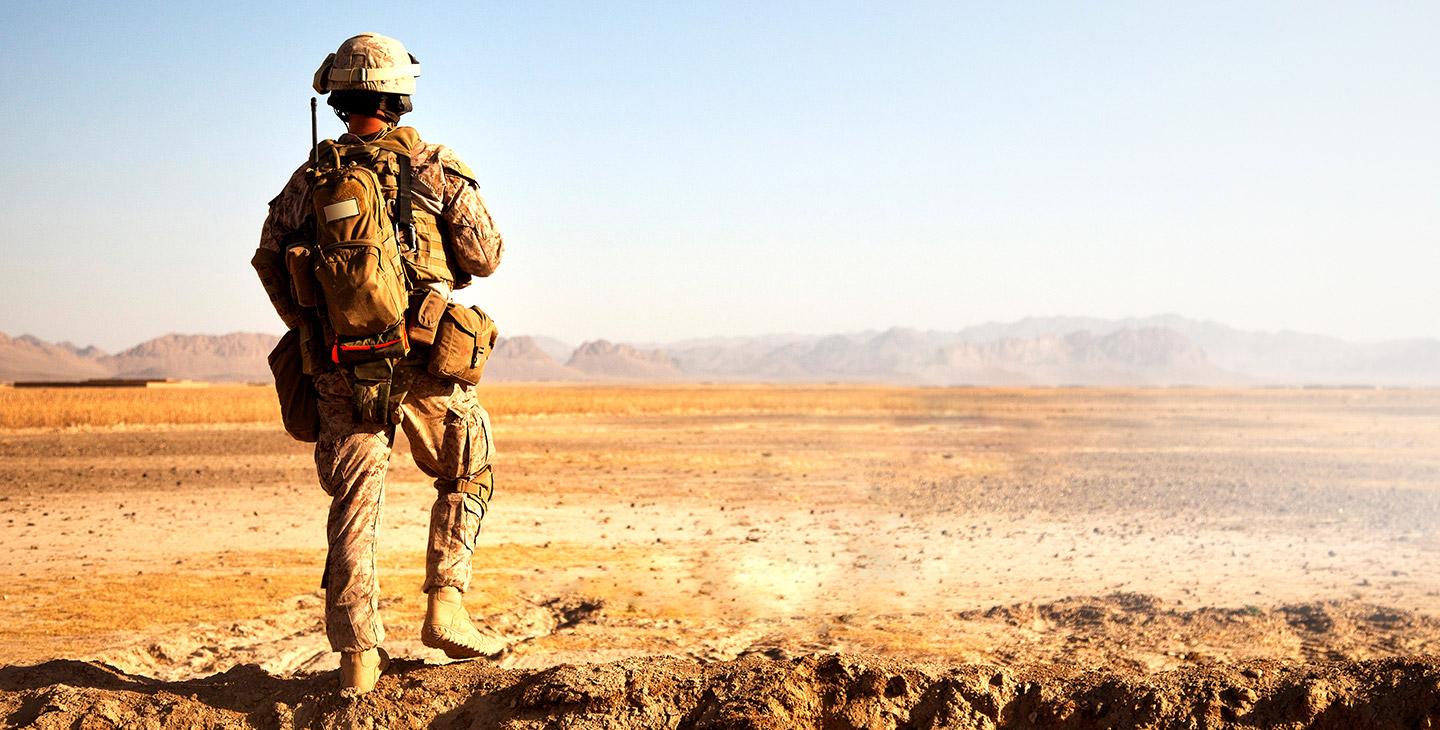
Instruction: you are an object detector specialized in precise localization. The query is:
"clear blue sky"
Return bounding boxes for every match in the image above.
[2,1,1436,350]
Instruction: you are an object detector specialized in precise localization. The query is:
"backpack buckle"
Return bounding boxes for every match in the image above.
[400,222,417,253]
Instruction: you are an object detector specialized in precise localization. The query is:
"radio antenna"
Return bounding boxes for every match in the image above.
[310,97,319,165]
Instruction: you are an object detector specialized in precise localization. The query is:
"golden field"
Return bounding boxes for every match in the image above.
[0,380,1366,428]
[2,383,922,428]
[2,384,1440,680]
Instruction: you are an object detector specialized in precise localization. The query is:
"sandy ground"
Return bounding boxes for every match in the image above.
[2,386,1440,727]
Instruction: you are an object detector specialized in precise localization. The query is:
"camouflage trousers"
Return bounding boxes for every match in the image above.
[313,363,494,653]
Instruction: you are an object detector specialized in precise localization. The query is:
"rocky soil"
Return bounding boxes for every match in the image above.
[6,653,1440,729]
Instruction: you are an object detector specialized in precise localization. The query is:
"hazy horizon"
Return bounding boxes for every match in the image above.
[7,310,1439,356]
[3,2,1437,351]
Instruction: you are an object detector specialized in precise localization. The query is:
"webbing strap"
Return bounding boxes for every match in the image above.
[328,63,421,83]
[396,153,415,252]
[445,465,493,496]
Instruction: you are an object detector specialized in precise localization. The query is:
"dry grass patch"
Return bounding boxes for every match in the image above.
[2,383,1423,430]
[0,383,1185,429]
[0,385,279,428]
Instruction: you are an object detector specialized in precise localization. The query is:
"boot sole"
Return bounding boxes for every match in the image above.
[422,625,503,660]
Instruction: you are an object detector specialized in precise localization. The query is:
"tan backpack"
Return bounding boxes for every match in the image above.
[305,139,413,362]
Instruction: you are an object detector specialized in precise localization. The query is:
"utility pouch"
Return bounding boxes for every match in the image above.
[407,289,448,346]
[333,321,410,365]
[285,245,321,308]
[268,328,320,442]
[428,303,498,386]
[313,237,409,337]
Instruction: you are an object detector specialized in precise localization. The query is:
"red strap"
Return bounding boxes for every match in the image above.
[338,337,403,352]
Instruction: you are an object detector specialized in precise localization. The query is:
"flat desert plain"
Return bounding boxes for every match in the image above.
[3,385,1440,728]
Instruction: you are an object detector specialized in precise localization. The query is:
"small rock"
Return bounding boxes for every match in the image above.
[1302,680,1331,717]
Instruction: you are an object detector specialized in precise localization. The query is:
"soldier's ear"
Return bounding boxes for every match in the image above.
[312,53,336,94]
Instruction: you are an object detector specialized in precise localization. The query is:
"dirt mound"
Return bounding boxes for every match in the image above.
[4,653,1440,729]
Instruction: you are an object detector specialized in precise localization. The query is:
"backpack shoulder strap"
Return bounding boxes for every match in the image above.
[395,151,415,252]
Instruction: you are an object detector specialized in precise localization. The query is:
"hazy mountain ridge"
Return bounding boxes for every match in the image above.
[485,336,587,381]
[948,315,1440,384]
[0,332,113,382]
[566,340,681,380]
[2,316,1435,385]
[671,326,1226,385]
[104,333,283,382]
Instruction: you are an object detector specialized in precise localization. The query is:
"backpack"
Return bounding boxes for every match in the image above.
[306,138,414,363]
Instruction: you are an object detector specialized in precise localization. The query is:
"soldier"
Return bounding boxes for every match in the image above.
[251,33,505,693]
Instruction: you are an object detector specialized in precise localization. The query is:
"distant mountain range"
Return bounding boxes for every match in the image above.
[2,315,1437,385]
[0,332,279,383]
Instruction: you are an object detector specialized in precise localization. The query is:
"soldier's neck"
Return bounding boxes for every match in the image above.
[346,115,389,136]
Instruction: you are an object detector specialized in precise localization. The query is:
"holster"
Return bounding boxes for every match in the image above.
[347,358,397,425]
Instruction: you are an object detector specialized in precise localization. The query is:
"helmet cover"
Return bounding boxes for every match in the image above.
[313,33,420,95]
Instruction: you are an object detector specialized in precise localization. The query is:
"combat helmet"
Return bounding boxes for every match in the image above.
[313,33,421,95]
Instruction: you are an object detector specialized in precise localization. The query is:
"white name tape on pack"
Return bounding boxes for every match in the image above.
[323,198,360,223]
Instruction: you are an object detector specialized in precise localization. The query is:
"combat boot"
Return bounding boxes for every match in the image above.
[421,586,506,659]
[339,646,389,694]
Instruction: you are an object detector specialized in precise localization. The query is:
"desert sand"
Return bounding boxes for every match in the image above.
[2,385,1439,727]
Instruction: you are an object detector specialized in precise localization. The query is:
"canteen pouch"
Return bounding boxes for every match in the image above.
[408,288,448,346]
[428,303,498,386]
[268,328,320,443]
[284,245,321,308]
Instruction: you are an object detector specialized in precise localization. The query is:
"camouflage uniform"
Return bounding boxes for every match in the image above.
[254,128,503,653]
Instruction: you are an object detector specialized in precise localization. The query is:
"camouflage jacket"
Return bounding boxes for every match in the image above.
[252,126,503,329]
